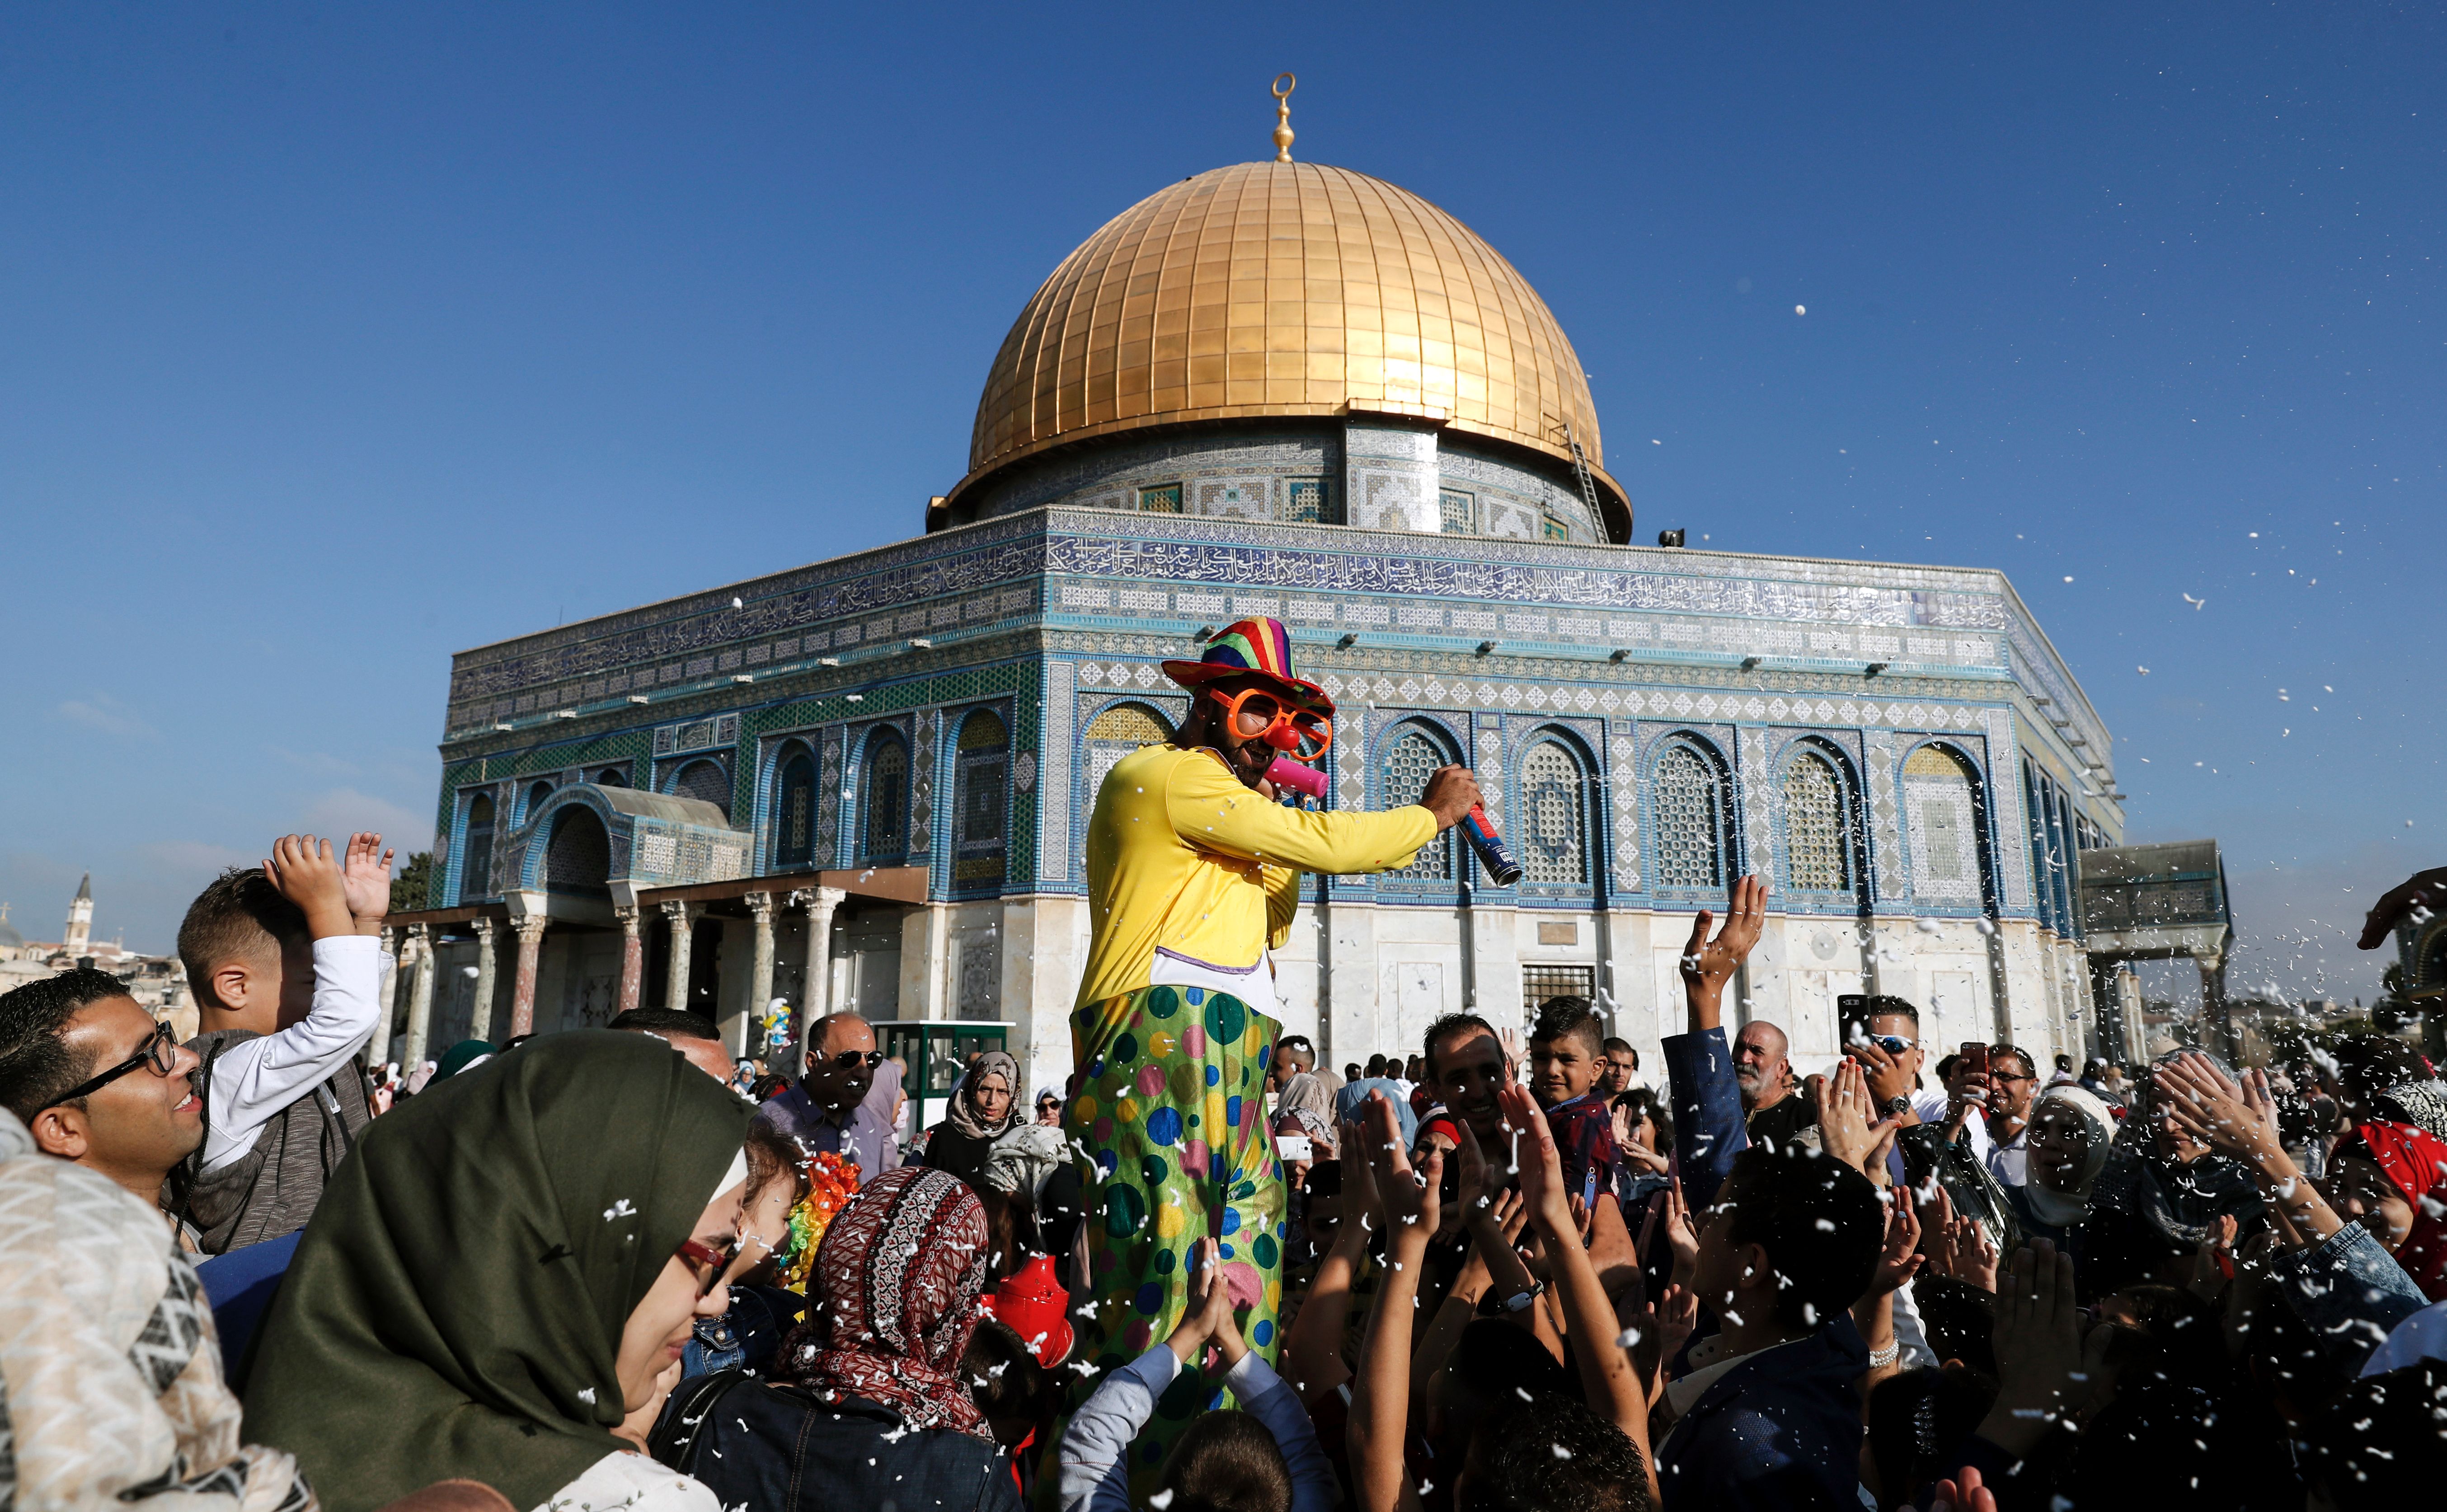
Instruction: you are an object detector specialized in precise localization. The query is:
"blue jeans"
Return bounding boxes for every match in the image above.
[681,1285,802,1379]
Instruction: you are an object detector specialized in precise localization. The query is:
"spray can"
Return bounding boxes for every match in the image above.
[1458,804,1524,885]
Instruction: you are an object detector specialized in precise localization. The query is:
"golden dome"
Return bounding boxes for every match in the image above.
[953,160,1627,534]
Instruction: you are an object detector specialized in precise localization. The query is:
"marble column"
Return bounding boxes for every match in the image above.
[509,914,549,1038]
[402,924,437,1070]
[469,917,500,1040]
[794,886,845,1043]
[615,905,643,1016]
[370,925,401,1064]
[745,892,775,1052]
[661,900,701,1014]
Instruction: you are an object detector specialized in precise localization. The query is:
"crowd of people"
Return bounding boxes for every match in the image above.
[9,739,2447,1507]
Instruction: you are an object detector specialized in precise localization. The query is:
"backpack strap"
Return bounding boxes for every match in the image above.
[647,1367,749,1474]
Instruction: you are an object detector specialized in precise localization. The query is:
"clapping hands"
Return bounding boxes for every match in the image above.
[1165,1236,1249,1370]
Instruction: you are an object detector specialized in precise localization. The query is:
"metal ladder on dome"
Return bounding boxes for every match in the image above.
[1554,417,1604,529]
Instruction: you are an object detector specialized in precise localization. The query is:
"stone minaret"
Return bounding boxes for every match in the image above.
[64,874,92,956]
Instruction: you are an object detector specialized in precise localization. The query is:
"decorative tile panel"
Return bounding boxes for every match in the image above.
[1866,731,1903,899]
[1043,661,1075,882]
[1738,727,1776,885]
[1608,719,1640,892]
[1983,709,2033,910]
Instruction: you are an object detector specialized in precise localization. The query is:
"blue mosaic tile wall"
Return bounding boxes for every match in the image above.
[432,508,2118,919]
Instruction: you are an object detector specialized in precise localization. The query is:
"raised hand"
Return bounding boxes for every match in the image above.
[1850,1034,1918,1113]
[1660,1175,1699,1285]
[1865,1192,1926,1297]
[1939,1203,2001,1292]
[1442,1111,1493,1244]
[1361,1091,1442,1245]
[1927,1465,1999,1512]
[1339,1114,1384,1238]
[339,831,396,927]
[2153,1053,2279,1166]
[1677,875,1766,1027]
[1625,1281,1699,1395]
[1814,1059,1903,1179]
[2358,866,2447,950]
[264,834,354,939]
[1496,1082,1573,1240]
[1977,1240,2086,1456]
[1189,1236,1248,1365]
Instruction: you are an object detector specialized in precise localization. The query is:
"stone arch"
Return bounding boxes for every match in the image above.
[1379,717,1462,884]
[1779,740,1861,897]
[458,791,497,902]
[540,805,612,897]
[858,726,911,863]
[1649,734,1732,894]
[953,707,1010,891]
[770,740,818,870]
[1084,700,1175,810]
[668,758,731,821]
[1901,741,1993,908]
[1517,726,1597,890]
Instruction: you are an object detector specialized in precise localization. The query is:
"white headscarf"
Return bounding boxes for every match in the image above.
[2022,1084,2120,1225]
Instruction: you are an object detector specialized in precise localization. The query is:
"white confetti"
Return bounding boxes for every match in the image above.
[603,1199,635,1221]
[576,1387,596,1403]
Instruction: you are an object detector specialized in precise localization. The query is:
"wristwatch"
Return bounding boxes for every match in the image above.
[1881,1094,1912,1117]
[1475,1279,1547,1318]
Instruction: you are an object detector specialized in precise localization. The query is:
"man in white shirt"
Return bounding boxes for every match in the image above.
[174,833,392,1254]
[1848,996,1990,1179]
[1979,1044,2039,1187]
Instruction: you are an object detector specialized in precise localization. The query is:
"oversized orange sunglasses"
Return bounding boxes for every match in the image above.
[1207,685,1332,760]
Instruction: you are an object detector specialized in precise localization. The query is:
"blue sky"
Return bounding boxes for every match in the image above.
[3,4,2437,1006]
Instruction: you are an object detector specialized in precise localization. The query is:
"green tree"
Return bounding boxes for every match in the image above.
[390,852,434,913]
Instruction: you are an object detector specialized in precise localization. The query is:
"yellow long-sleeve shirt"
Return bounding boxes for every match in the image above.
[1076,743,1438,1008]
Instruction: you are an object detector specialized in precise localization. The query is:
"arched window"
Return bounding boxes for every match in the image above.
[862,732,909,862]
[461,793,496,899]
[1782,751,1851,892]
[1653,744,1725,890]
[543,806,611,896]
[1903,744,1981,903]
[1382,725,1456,882]
[671,759,731,821]
[1520,741,1588,886]
[773,748,817,869]
[954,710,1010,887]
[1085,702,1175,807]
[525,780,554,823]
[595,767,627,788]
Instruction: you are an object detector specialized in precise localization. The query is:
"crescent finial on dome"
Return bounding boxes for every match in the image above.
[1272,73,1296,162]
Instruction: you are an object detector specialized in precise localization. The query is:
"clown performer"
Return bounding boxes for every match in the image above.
[1064,616,1482,1452]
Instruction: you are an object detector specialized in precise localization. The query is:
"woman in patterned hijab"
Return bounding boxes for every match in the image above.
[784,1165,994,1439]
[658,1166,1015,1512]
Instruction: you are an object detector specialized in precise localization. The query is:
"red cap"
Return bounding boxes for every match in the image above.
[983,1253,1073,1367]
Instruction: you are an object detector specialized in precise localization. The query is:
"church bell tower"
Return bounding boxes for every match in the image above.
[64,874,92,956]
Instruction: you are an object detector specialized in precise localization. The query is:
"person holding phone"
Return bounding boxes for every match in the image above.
[1836,994,1990,1175]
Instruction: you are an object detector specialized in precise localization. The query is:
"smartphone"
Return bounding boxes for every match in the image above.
[1838,993,1870,1052]
[1959,1042,1989,1077]
[1276,1134,1314,1163]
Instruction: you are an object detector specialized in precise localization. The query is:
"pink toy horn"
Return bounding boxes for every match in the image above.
[1265,755,1329,800]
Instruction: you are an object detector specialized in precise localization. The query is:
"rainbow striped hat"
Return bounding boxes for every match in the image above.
[1160,617,1334,715]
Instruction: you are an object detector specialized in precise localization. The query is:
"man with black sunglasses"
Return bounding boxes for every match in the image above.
[751,1011,899,1179]
[0,966,205,1244]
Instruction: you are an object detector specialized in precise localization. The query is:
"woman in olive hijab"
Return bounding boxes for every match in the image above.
[244,1031,756,1512]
